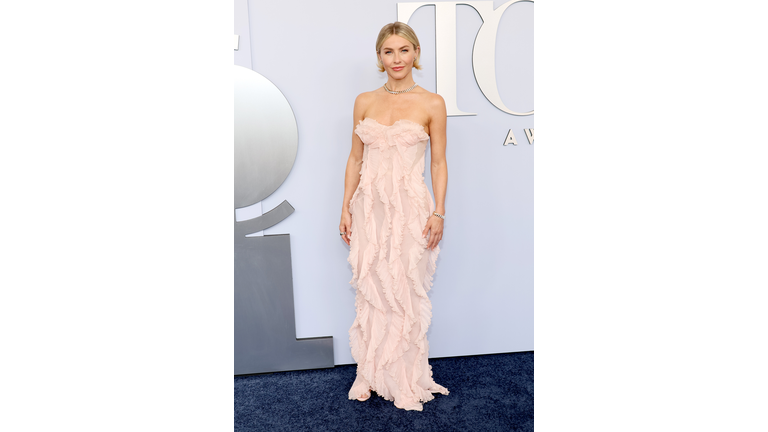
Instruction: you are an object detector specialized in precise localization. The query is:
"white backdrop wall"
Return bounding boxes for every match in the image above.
[236,0,533,365]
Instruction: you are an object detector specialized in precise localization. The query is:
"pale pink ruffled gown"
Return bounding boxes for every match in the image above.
[347,117,449,411]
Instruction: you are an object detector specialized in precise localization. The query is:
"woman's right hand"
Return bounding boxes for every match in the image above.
[339,210,352,246]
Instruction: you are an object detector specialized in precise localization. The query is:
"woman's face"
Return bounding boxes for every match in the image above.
[378,34,419,77]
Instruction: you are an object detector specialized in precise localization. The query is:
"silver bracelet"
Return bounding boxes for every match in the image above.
[432,211,445,220]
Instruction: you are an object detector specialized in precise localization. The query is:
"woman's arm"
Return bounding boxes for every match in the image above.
[422,94,448,251]
[339,94,368,246]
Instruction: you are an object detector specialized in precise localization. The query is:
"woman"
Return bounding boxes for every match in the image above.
[339,22,449,411]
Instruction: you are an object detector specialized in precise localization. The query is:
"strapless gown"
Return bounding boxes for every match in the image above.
[347,117,449,411]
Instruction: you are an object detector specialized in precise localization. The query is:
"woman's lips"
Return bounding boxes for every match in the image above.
[392,67,404,71]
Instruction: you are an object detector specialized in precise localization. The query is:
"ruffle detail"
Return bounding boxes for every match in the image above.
[354,118,383,147]
[347,117,448,411]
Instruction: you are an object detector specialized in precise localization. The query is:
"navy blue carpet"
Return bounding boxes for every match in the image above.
[234,351,533,432]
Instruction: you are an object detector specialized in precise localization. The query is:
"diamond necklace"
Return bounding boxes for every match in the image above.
[384,83,417,95]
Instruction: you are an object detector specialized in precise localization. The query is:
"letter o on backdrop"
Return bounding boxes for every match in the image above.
[234,65,299,209]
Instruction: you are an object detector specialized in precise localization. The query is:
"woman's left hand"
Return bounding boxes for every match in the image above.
[422,215,444,250]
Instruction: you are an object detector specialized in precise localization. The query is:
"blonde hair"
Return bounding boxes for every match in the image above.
[375,22,422,73]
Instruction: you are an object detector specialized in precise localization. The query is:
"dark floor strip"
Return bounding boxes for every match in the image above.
[235,351,533,432]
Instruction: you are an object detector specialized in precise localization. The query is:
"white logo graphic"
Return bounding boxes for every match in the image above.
[398,0,533,117]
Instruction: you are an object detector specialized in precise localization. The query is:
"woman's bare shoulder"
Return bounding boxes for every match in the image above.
[353,89,382,110]
[353,90,382,120]
[413,87,444,106]
[423,89,445,105]
[356,87,387,100]
[418,90,445,119]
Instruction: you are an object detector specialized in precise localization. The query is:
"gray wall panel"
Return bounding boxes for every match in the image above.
[234,234,334,375]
